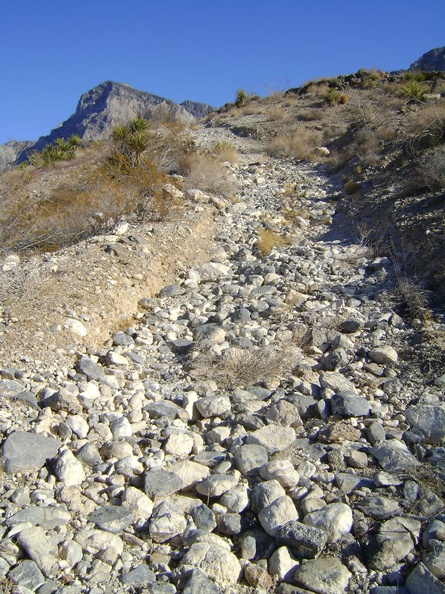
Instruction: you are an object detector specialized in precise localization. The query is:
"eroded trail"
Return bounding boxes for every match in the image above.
[0,125,444,593]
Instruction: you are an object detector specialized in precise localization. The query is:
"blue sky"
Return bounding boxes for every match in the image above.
[1,0,443,144]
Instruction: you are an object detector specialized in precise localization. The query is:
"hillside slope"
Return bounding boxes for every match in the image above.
[0,68,444,593]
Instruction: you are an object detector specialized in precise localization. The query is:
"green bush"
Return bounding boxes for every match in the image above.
[111,117,151,166]
[402,80,428,103]
[28,135,82,167]
[324,89,345,106]
[235,89,248,108]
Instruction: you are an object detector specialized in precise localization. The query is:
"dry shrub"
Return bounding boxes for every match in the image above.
[407,146,445,193]
[256,227,293,255]
[239,102,263,116]
[212,141,239,164]
[0,146,170,252]
[267,107,287,121]
[405,102,445,150]
[189,342,299,389]
[180,151,236,197]
[267,128,323,160]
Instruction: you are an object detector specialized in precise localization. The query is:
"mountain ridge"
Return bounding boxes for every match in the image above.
[13,81,212,164]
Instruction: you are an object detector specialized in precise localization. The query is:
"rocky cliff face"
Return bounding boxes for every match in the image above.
[409,46,445,71]
[16,81,212,163]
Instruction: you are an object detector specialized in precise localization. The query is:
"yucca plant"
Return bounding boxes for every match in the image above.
[402,80,428,103]
[112,118,151,166]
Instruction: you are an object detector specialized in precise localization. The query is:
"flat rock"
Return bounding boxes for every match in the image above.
[405,562,445,594]
[74,529,123,564]
[144,469,183,498]
[234,443,268,476]
[8,559,45,591]
[17,527,57,577]
[195,473,239,498]
[371,439,420,471]
[2,431,60,473]
[196,394,231,418]
[330,392,370,417]
[368,346,398,365]
[180,543,241,587]
[405,404,445,444]
[275,521,328,559]
[88,505,134,533]
[246,425,296,454]
[293,557,352,594]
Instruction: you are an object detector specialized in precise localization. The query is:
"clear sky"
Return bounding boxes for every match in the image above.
[1,0,443,144]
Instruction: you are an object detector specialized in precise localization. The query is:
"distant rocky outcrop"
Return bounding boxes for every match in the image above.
[0,140,33,171]
[409,46,445,71]
[15,81,212,164]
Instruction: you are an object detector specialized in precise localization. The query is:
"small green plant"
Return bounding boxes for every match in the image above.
[235,89,248,108]
[111,117,151,166]
[324,89,345,106]
[401,80,428,103]
[28,135,82,167]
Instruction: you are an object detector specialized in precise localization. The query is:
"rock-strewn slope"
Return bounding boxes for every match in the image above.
[0,125,444,594]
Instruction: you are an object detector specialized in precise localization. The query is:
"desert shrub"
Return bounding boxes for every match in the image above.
[28,135,82,168]
[179,150,235,197]
[405,102,445,150]
[413,146,445,192]
[402,80,428,103]
[256,227,293,255]
[111,117,151,166]
[324,89,346,106]
[189,342,298,389]
[212,141,239,164]
[235,89,248,108]
[267,106,287,121]
[267,128,323,160]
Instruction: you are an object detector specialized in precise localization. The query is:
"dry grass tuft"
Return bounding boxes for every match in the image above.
[256,227,293,255]
[189,342,299,389]
[179,151,236,197]
[267,128,323,160]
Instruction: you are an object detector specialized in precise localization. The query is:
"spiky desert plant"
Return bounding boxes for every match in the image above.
[111,118,151,166]
[401,80,428,103]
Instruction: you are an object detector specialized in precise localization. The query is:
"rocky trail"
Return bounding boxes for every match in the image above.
[0,124,445,594]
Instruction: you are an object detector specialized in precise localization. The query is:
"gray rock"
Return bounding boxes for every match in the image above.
[275,521,328,559]
[180,543,241,587]
[8,559,45,590]
[191,504,216,532]
[265,399,303,427]
[17,527,57,577]
[144,469,183,498]
[330,392,370,417]
[334,472,375,493]
[149,501,187,543]
[74,529,123,564]
[405,404,445,444]
[366,422,386,444]
[120,564,156,585]
[183,568,222,594]
[6,506,71,530]
[234,443,268,476]
[405,561,445,594]
[195,473,238,498]
[258,495,299,536]
[246,425,296,454]
[365,516,421,571]
[88,505,134,533]
[252,480,286,514]
[293,557,351,594]
[423,543,445,580]
[2,431,60,473]
[371,439,419,471]
[303,503,353,543]
[216,512,243,535]
[75,356,106,381]
[356,495,401,521]
[368,346,398,365]
[196,394,231,418]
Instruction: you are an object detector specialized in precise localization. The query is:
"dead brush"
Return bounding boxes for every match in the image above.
[179,150,236,197]
[188,341,300,389]
[267,128,323,160]
[256,227,293,255]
